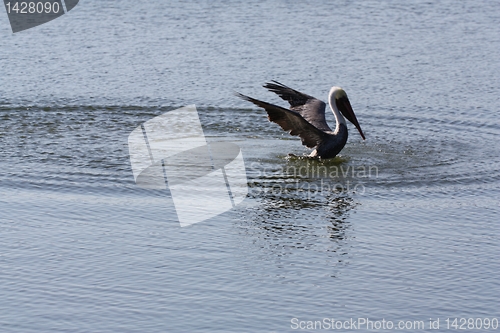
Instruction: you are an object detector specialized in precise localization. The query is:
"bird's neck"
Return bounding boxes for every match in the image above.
[328,94,346,134]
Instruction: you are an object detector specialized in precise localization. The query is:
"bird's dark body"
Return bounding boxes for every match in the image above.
[312,124,348,159]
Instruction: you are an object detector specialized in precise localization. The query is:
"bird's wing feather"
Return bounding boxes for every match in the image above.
[237,93,326,148]
[263,81,332,132]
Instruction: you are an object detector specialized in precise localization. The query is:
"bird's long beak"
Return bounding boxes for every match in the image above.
[337,97,365,140]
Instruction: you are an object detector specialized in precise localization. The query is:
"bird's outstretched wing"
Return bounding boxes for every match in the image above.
[263,81,331,132]
[237,93,326,148]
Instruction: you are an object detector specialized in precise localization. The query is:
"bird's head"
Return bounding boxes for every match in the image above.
[329,87,365,140]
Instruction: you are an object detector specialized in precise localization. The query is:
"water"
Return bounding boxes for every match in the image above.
[1,1,499,332]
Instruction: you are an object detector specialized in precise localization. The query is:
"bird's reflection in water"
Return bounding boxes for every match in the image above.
[236,170,358,283]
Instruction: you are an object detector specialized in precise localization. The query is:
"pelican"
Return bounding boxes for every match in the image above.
[237,81,365,159]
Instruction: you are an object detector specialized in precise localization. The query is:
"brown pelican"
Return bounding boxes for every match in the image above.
[237,81,365,159]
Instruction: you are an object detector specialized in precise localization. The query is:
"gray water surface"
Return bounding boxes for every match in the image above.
[1,1,499,332]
